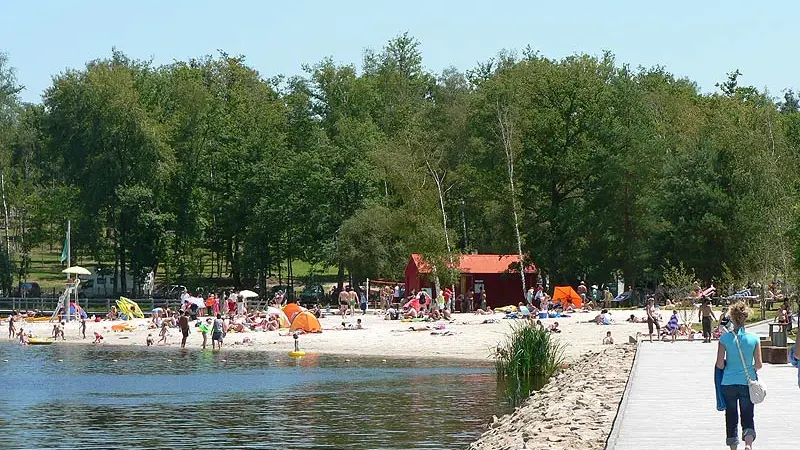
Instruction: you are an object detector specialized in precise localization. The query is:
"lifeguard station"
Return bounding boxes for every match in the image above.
[50,266,90,322]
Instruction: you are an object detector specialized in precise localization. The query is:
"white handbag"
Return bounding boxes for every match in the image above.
[733,331,766,404]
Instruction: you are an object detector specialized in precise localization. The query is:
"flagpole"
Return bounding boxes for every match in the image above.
[66,220,71,323]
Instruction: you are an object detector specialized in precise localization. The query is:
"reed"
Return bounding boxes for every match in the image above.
[493,321,566,380]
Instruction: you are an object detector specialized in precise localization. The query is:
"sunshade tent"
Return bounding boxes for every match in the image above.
[552,286,583,309]
[283,303,305,322]
[239,290,259,298]
[289,311,322,333]
[266,307,291,328]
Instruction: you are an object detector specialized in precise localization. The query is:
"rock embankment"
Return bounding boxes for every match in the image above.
[469,344,636,450]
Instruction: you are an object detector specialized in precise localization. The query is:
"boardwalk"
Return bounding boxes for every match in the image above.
[607,341,799,450]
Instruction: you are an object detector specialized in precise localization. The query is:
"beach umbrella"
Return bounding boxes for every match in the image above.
[239,289,259,298]
[61,266,91,275]
[186,295,206,309]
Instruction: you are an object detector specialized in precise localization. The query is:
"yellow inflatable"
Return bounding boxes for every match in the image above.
[116,297,144,320]
[288,350,306,357]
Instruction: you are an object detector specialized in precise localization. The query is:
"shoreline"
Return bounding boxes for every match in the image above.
[469,344,637,450]
[6,307,668,362]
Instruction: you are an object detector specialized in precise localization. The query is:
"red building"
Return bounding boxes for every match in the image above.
[404,253,537,309]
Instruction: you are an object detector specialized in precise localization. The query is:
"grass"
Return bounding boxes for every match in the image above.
[493,321,566,406]
[494,321,565,379]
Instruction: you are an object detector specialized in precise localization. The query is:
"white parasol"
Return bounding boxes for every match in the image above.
[62,266,91,276]
[239,289,259,298]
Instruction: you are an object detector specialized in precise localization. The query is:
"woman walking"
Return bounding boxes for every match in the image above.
[715,301,763,450]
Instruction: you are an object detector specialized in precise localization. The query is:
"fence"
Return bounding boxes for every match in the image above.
[0,297,171,315]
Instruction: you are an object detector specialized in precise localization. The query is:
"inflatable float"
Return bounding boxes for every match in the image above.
[28,338,54,345]
[288,350,306,358]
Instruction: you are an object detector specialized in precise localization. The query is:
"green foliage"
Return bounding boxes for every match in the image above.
[2,40,800,294]
[494,321,566,379]
[662,261,697,301]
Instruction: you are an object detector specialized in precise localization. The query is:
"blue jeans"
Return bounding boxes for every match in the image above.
[721,384,756,446]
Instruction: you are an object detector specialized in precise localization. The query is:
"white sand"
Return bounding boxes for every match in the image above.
[6,307,678,361]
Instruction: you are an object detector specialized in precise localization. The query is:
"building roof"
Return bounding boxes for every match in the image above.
[410,253,536,275]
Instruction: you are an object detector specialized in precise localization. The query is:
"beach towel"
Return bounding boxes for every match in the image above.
[715,361,726,411]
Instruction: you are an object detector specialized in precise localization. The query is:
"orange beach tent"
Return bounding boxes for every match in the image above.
[282,303,304,322]
[289,311,322,333]
[552,286,583,309]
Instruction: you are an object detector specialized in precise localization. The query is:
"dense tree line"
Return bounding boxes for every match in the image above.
[1,35,800,296]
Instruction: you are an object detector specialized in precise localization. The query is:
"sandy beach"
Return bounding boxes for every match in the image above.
[5,308,662,361]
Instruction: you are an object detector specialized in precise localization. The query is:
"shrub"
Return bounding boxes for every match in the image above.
[493,321,566,380]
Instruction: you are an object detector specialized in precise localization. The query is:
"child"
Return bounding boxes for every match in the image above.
[158,322,169,345]
[146,333,154,347]
[79,317,87,339]
[356,318,363,329]
[199,318,212,349]
[93,331,103,344]
[603,331,614,344]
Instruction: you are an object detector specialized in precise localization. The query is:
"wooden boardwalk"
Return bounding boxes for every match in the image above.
[607,342,799,450]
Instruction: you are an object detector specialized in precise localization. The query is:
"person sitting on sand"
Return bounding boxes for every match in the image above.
[403,307,419,319]
[547,321,561,333]
[146,333,154,346]
[603,331,614,344]
[106,306,119,321]
[356,318,363,330]
[442,308,452,320]
[594,309,612,325]
[386,306,399,320]
[518,302,531,318]
[474,307,494,315]
[429,308,441,321]
[265,315,279,331]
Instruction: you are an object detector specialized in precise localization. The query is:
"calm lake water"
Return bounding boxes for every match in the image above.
[0,344,509,449]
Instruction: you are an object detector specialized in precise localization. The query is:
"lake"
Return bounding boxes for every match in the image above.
[0,344,509,449]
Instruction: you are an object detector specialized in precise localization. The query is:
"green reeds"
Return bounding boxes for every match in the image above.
[493,321,566,380]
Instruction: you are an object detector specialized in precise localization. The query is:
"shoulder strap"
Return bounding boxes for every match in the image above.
[732,331,753,383]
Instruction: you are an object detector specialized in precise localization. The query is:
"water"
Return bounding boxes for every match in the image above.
[0,344,509,449]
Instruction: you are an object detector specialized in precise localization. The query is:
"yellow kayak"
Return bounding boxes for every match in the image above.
[28,338,55,345]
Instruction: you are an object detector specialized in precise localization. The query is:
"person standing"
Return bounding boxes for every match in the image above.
[79,316,87,339]
[480,290,487,311]
[338,287,349,316]
[212,313,225,350]
[715,301,762,450]
[178,311,190,348]
[8,312,15,339]
[393,284,401,307]
[645,298,660,342]
[699,299,717,343]
[577,281,588,303]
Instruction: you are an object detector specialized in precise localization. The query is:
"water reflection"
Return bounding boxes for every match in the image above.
[0,344,508,449]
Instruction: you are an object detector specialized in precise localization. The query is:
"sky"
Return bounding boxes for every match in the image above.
[2,0,798,104]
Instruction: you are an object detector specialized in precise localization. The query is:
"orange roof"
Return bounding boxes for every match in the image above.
[410,253,536,274]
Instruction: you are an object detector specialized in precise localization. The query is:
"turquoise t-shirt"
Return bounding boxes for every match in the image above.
[720,328,759,386]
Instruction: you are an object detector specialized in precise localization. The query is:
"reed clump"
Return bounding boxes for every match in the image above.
[493,321,566,380]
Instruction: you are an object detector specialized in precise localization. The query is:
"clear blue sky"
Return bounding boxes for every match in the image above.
[3,0,798,104]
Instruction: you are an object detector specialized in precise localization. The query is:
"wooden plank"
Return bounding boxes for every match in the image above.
[607,342,799,450]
